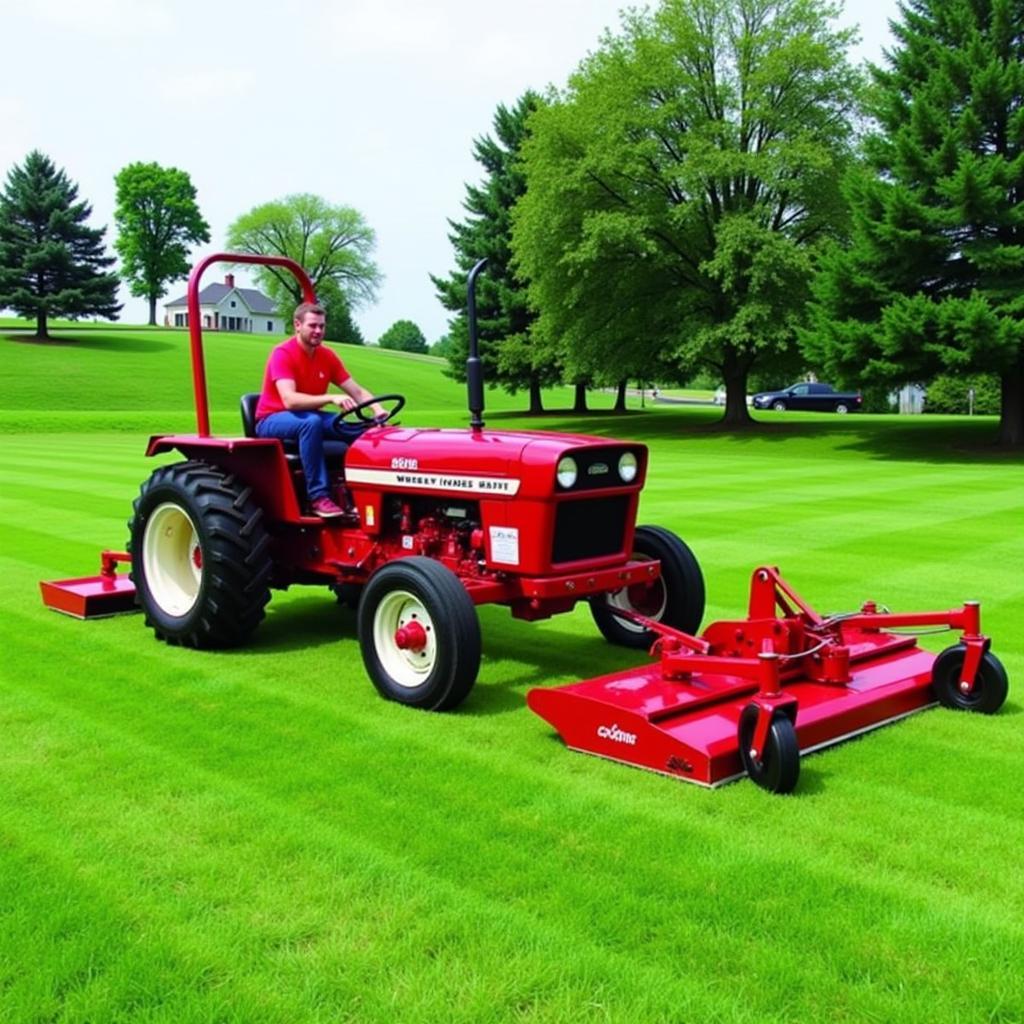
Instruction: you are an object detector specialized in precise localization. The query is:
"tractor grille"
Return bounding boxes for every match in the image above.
[552,495,630,564]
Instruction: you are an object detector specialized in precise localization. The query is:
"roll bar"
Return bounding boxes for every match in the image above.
[186,252,316,436]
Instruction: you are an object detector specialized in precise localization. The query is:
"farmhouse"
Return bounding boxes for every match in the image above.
[164,273,284,334]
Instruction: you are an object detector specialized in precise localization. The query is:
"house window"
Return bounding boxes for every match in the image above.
[267,320,273,332]
[230,300,236,307]
[174,313,184,327]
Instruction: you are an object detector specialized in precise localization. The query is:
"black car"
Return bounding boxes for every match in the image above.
[751,382,862,413]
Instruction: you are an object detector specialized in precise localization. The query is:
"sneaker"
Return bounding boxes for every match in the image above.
[311,496,347,518]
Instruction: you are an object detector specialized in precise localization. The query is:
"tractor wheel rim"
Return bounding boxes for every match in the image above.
[143,502,202,617]
[373,589,437,688]
[606,562,667,631]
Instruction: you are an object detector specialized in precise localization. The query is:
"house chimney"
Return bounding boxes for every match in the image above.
[225,273,235,288]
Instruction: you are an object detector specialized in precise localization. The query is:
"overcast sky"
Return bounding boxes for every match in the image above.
[1,0,899,343]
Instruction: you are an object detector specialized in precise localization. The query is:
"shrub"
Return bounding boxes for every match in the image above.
[923,374,1000,415]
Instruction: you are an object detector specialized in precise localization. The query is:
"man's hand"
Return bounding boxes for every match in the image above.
[336,394,358,412]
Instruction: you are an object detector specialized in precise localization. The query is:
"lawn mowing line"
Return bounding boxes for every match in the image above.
[8,630,1024,1007]
[5,640,1022,951]
[9,591,1024,851]
[2,724,1015,1024]
[0,692,771,1024]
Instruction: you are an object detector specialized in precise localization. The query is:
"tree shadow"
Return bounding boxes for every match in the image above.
[487,407,1019,465]
[229,591,652,716]
[3,331,175,353]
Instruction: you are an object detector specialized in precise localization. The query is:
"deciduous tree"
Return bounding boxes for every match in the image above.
[513,0,860,425]
[0,151,121,338]
[114,161,210,325]
[317,277,364,345]
[227,193,381,314]
[804,0,1024,446]
[378,319,428,353]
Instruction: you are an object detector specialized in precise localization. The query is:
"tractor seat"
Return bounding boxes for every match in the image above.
[240,393,350,461]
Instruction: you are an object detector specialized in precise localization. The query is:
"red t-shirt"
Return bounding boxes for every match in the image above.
[255,337,351,420]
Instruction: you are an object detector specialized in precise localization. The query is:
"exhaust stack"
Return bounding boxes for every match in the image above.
[466,258,487,432]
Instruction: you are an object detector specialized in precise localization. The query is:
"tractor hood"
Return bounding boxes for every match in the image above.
[345,427,648,500]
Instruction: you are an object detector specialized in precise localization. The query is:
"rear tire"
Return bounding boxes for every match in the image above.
[128,461,272,648]
[357,558,480,710]
[738,705,800,794]
[835,402,849,414]
[932,644,1008,714]
[589,525,704,649]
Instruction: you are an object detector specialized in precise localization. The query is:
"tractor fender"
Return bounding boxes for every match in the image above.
[145,434,306,522]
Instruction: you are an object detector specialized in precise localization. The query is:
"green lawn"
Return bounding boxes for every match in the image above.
[2,327,1023,1023]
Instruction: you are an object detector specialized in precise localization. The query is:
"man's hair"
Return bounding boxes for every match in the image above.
[294,302,326,323]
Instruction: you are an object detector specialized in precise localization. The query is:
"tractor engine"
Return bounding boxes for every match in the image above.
[385,496,485,570]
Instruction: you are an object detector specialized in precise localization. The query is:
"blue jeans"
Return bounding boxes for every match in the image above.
[255,411,366,501]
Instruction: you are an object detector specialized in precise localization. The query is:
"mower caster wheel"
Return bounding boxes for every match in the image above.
[932,645,1008,714]
[590,525,705,649]
[358,557,481,711]
[738,705,800,794]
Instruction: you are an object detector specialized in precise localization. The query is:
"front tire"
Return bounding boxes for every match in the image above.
[129,461,272,647]
[932,644,1008,714]
[589,525,704,649]
[357,558,481,710]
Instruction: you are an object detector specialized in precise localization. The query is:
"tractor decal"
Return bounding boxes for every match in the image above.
[597,723,638,746]
[488,527,519,565]
[346,467,522,495]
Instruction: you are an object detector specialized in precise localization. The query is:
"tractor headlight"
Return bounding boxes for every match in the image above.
[618,451,638,483]
[556,456,578,489]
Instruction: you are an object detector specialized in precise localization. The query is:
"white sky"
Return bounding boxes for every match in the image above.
[0,0,899,343]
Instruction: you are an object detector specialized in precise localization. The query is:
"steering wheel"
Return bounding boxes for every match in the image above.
[332,393,405,430]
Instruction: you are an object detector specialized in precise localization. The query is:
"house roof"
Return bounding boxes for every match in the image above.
[165,282,278,315]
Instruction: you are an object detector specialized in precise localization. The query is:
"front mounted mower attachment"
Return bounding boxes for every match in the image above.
[528,566,1008,793]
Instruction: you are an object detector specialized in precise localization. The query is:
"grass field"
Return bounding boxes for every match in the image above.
[2,326,1023,1023]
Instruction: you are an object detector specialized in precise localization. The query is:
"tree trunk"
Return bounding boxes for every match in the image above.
[573,381,588,413]
[36,309,48,340]
[997,360,1023,447]
[719,348,754,427]
[613,379,627,413]
[528,373,544,414]
[148,295,158,326]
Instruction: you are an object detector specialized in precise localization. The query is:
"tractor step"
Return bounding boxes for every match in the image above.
[40,551,137,619]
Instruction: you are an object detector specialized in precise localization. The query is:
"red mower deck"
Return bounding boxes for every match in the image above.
[40,551,136,619]
[528,566,1008,792]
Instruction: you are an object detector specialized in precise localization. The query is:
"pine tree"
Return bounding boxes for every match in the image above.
[805,0,1024,445]
[0,151,121,338]
[431,91,559,414]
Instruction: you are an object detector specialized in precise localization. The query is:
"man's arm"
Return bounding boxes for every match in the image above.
[274,377,351,412]
[340,377,387,418]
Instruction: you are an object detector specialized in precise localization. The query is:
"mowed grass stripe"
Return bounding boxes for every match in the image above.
[3,652,1022,1023]
[2,342,1023,1023]
[3,660,1021,1023]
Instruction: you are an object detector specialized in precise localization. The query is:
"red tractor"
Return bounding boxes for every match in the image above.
[118,253,703,711]
[42,252,1008,793]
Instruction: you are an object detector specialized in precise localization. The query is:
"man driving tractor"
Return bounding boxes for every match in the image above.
[254,301,386,518]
